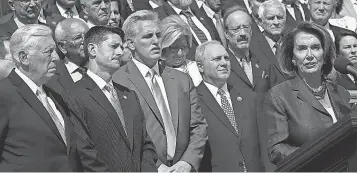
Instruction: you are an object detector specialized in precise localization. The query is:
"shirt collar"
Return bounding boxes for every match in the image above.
[87,21,96,28]
[132,58,160,78]
[196,0,205,8]
[56,1,79,18]
[149,0,160,9]
[263,33,277,50]
[64,57,80,74]
[15,68,41,95]
[204,81,229,97]
[202,3,215,19]
[168,1,193,15]
[86,70,113,90]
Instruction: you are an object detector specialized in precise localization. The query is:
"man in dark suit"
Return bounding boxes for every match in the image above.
[0,0,44,39]
[65,26,157,171]
[47,18,89,95]
[0,24,82,171]
[195,40,263,172]
[113,10,207,172]
[79,0,110,27]
[132,0,164,10]
[154,0,219,60]
[282,0,310,32]
[42,0,82,30]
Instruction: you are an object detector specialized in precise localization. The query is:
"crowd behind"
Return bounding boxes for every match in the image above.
[0,0,357,172]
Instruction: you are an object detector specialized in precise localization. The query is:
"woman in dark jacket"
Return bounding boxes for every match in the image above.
[265,22,351,165]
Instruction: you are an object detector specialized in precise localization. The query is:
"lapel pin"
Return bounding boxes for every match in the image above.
[123,95,127,99]
[255,64,260,69]
[237,96,242,101]
[200,17,204,21]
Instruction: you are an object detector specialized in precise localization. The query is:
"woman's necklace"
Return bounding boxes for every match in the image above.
[304,79,327,100]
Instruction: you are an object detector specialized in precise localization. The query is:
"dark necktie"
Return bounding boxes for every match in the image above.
[75,66,87,75]
[213,13,227,47]
[181,10,208,44]
[147,69,176,158]
[273,42,279,55]
[292,3,303,22]
[65,9,74,18]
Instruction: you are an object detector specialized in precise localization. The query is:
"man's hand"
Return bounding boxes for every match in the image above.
[158,164,170,173]
[168,161,192,173]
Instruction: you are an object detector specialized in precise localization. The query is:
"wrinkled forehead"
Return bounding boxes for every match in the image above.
[226,11,251,27]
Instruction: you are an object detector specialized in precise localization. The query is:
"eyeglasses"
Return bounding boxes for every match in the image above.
[228,25,251,34]
[168,44,189,53]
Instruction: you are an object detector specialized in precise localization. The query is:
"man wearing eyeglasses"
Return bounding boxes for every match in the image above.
[47,18,89,95]
[0,0,45,39]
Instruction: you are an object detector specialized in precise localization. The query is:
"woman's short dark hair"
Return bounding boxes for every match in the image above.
[335,28,357,55]
[278,22,336,78]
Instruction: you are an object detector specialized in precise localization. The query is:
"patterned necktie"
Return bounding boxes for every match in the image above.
[273,42,279,55]
[104,83,127,135]
[36,88,67,145]
[241,58,253,84]
[147,69,176,158]
[181,10,208,44]
[292,3,303,22]
[65,9,73,18]
[213,13,227,47]
[217,89,239,134]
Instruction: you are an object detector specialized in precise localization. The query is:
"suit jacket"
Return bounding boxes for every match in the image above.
[336,74,357,90]
[0,70,81,171]
[47,60,75,95]
[197,82,263,172]
[112,60,208,171]
[154,1,220,61]
[331,24,352,40]
[65,74,157,171]
[264,76,351,165]
[284,4,310,33]
[132,0,153,11]
[340,0,357,20]
[0,13,19,40]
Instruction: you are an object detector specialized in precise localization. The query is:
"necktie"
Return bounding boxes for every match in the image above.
[181,10,208,44]
[75,66,87,75]
[36,88,67,145]
[241,58,253,84]
[65,9,73,18]
[213,13,227,48]
[217,89,239,134]
[292,3,303,22]
[147,69,176,158]
[104,83,127,135]
[273,42,279,55]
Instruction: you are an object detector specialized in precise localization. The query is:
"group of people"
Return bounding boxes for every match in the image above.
[0,0,357,172]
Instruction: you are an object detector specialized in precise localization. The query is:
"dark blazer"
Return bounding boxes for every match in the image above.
[154,1,220,61]
[284,3,310,33]
[47,60,75,95]
[264,76,351,165]
[112,60,208,171]
[65,74,158,171]
[132,0,153,11]
[0,70,81,171]
[197,82,263,172]
[336,74,357,90]
[331,24,352,40]
[0,13,18,39]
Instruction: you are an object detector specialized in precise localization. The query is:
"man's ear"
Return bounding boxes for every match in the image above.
[18,51,29,66]
[8,0,15,11]
[57,42,67,55]
[126,39,135,51]
[88,43,97,59]
[197,61,204,73]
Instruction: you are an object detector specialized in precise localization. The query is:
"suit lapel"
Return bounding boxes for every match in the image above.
[326,83,351,120]
[161,67,179,134]
[258,39,279,69]
[56,61,74,89]
[125,61,165,128]
[8,71,65,145]
[301,3,310,21]
[82,75,131,149]
[228,50,252,87]
[197,83,239,137]
[115,83,134,150]
[291,76,329,115]
[251,52,263,90]
[163,2,178,16]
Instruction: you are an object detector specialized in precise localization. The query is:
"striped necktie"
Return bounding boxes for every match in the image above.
[181,10,208,44]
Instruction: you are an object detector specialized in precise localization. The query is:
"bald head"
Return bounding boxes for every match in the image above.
[55,18,89,42]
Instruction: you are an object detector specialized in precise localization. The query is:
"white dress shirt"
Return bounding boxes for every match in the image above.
[285,2,306,21]
[86,21,96,28]
[168,1,212,45]
[174,60,203,87]
[56,1,80,19]
[14,68,65,127]
[243,0,252,14]
[86,70,114,103]
[64,57,83,83]
[132,58,172,116]
[263,33,277,54]
[351,0,357,16]
[202,3,221,28]
[149,0,160,9]
[204,82,232,107]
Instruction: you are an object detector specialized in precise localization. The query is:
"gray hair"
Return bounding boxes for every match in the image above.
[223,5,251,30]
[195,40,222,64]
[122,10,160,40]
[160,15,192,49]
[10,24,52,67]
[258,0,286,20]
[55,18,88,42]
